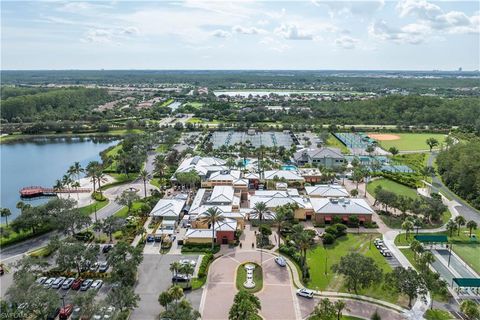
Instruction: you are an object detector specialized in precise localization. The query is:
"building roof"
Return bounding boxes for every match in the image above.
[190,204,232,216]
[209,185,235,203]
[249,190,312,210]
[150,198,186,218]
[305,185,350,198]
[244,172,260,180]
[453,278,480,288]
[185,229,214,239]
[310,198,373,215]
[293,147,344,161]
[214,218,237,231]
[208,170,241,181]
[175,156,227,177]
[263,170,305,181]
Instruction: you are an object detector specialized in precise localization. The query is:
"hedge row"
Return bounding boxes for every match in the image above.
[198,253,214,278]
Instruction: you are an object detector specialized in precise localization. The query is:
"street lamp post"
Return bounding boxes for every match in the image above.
[60,293,66,309]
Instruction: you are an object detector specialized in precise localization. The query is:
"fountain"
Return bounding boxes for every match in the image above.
[243,263,256,289]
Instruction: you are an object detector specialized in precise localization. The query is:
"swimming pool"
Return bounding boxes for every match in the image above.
[282,165,298,171]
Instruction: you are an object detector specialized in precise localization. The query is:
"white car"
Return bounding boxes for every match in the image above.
[51,276,66,289]
[179,259,196,267]
[91,279,103,290]
[296,288,314,299]
[36,276,47,285]
[274,256,287,267]
[62,277,75,289]
[43,277,56,288]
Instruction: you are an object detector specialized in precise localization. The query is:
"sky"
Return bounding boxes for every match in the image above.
[1,0,479,70]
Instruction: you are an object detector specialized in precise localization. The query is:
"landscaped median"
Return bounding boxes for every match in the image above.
[191,253,214,290]
[235,262,263,293]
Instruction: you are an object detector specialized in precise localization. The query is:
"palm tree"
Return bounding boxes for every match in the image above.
[168,285,184,304]
[466,220,478,237]
[460,300,480,319]
[271,210,286,245]
[291,224,311,279]
[226,158,236,170]
[86,161,101,194]
[419,251,435,273]
[154,155,166,177]
[401,220,414,240]
[334,300,347,320]
[170,261,182,285]
[53,179,64,192]
[0,208,12,226]
[413,218,423,234]
[69,162,84,182]
[253,202,268,222]
[200,207,225,250]
[62,174,73,198]
[158,291,173,312]
[96,171,107,195]
[179,263,195,287]
[446,219,458,237]
[72,181,81,200]
[139,169,149,198]
[410,239,424,259]
[454,216,466,236]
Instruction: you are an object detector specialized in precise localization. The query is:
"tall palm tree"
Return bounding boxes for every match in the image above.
[153,155,166,177]
[69,162,84,182]
[402,220,414,240]
[170,261,182,285]
[271,209,286,245]
[72,181,81,200]
[295,230,312,279]
[334,300,347,320]
[86,161,100,194]
[0,208,12,226]
[466,220,478,237]
[62,174,73,198]
[96,171,107,195]
[454,215,466,236]
[139,169,149,198]
[53,179,64,192]
[168,285,184,304]
[200,207,225,250]
[253,202,268,222]
[420,251,435,273]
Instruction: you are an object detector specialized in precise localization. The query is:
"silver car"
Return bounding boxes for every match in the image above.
[91,279,103,290]
[62,277,75,289]
[296,288,314,299]
[43,277,56,288]
[51,276,66,289]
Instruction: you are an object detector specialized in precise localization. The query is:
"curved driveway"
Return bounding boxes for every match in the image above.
[200,250,300,320]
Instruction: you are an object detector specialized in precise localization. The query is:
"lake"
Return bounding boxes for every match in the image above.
[0,137,118,219]
[213,90,372,97]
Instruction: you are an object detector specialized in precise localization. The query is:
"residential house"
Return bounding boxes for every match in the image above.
[310,197,373,224]
[305,184,349,198]
[249,189,313,220]
[293,147,345,168]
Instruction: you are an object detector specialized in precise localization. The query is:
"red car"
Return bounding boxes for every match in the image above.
[59,304,73,320]
[71,278,83,290]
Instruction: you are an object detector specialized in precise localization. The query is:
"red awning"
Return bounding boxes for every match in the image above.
[324,216,332,221]
[359,217,366,222]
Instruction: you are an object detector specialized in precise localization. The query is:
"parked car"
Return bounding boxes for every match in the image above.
[71,278,83,290]
[90,262,99,272]
[80,279,93,291]
[99,262,109,273]
[46,307,60,320]
[296,288,314,299]
[91,279,103,290]
[274,256,287,267]
[59,304,74,320]
[80,261,91,272]
[381,250,392,257]
[103,306,116,319]
[51,277,66,289]
[179,259,196,267]
[102,245,113,254]
[43,277,56,288]
[146,235,155,242]
[62,277,75,290]
[36,276,47,285]
[70,307,81,320]
[172,274,190,282]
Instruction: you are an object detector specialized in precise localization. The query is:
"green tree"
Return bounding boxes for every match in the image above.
[200,207,225,250]
[308,298,336,320]
[388,147,399,156]
[384,267,427,308]
[460,300,480,319]
[106,285,140,312]
[107,241,143,287]
[401,220,414,240]
[0,208,12,226]
[454,215,466,236]
[446,219,458,237]
[426,138,439,152]
[158,291,173,312]
[102,216,123,242]
[115,190,140,214]
[370,310,381,320]
[334,300,347,320]
[410,239,424,259]
[54,239,99,275]
[332,252,382,294]
[72,291,99,319]
[229,290,261,320]
[139,169,149,198]
[467,220,478,237]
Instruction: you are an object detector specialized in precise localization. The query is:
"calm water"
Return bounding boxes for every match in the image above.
[0,137,117,219]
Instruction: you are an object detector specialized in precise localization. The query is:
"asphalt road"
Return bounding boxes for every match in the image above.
[130,254,203,320]
[428,152,480,223]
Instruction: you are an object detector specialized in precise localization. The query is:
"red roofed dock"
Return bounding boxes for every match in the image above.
[20,186,91,198]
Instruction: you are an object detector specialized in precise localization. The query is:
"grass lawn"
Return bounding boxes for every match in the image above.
[367,178,420,200]
[114,201,144,218]
[305,234,406,306]
[326,133,350,154]
[378,210,450,230]
[424,309,454,320]
[184,101,204,109]
[186,118,222,124]
[155,144,168,153]
[374,133,447,152]
[452,244,480,274]
[78,199,109,216]
[235,263,263,293]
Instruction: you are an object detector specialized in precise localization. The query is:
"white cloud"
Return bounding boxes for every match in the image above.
[232,25,266,35]
[211,29,231,38]
[335,35,358,49]
[313,0,385,18]
[275,24,313,40]
[369,20,431,44]
[82,29,113,43]
[259,37,290,52]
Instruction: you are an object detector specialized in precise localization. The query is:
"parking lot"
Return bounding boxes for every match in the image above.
[131,253,203,320]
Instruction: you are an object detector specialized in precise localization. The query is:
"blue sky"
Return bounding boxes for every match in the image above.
[1,1,479,70]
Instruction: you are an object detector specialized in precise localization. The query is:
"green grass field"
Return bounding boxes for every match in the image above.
[306,233,406,306]
[326,133,350,154]
[372,133,447,152]
[367,178,420,200]
[424,309,454,320]
[452,244,480,274]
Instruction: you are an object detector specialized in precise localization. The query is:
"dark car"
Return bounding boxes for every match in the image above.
[59,304,73,320]
[102,245,113,254]
[46,307,60,320]
[71,278,83,290]
[0,265,4,276]
[146,235,155,242]
[172,274,190,282]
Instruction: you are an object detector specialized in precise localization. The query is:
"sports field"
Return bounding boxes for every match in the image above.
[368,133,447,152]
